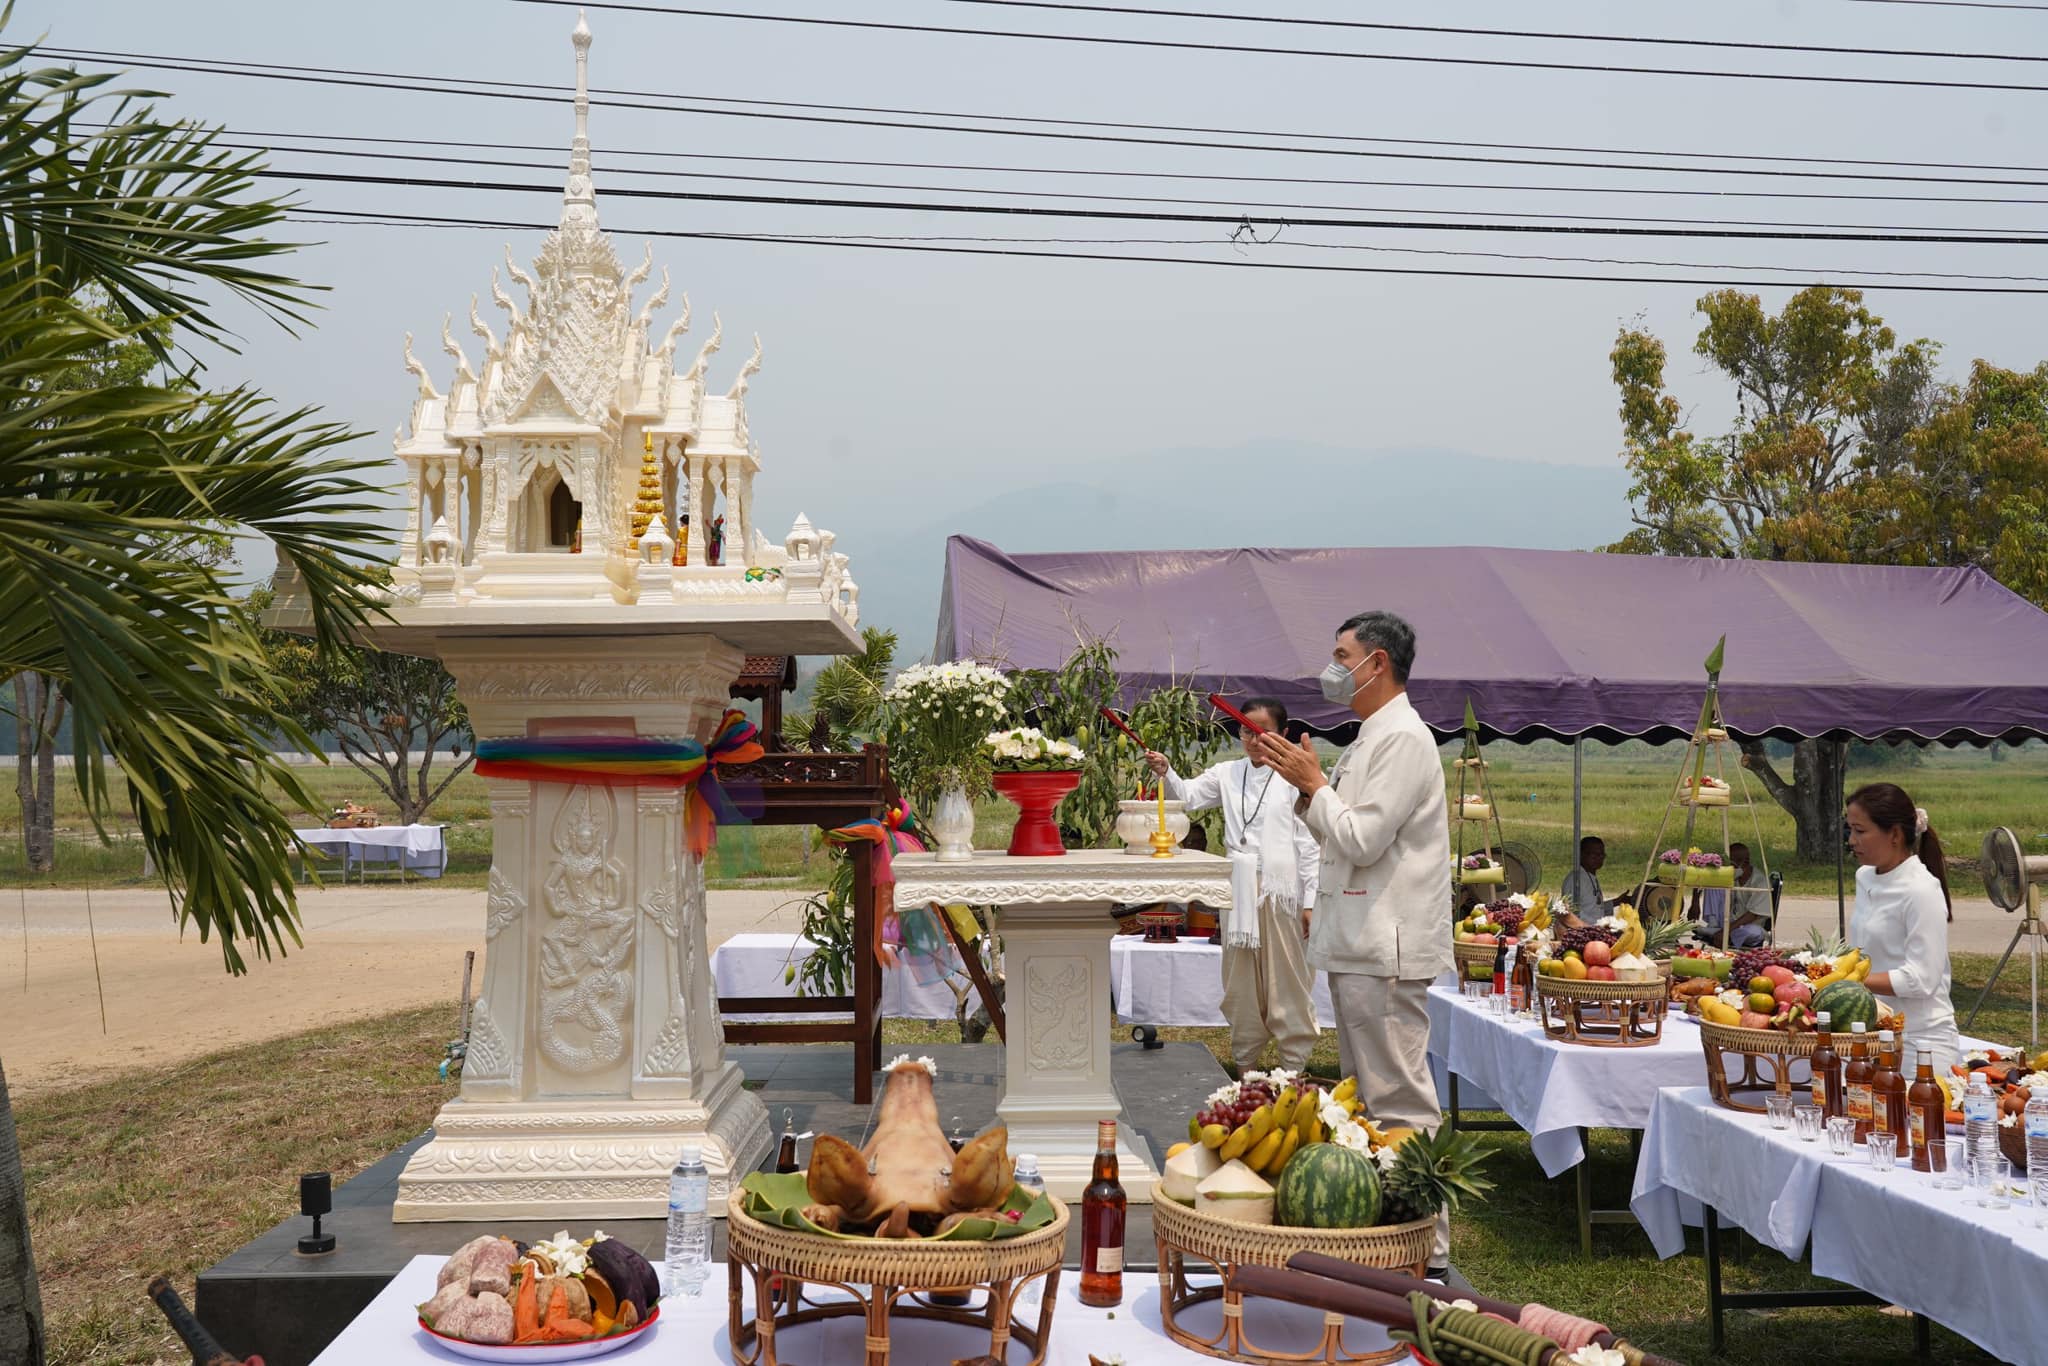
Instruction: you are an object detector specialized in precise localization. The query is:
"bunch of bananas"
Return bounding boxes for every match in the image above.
[1194,1077,1364,1177]
[1524,892,1552,932]
[1611,903,1646,958]
[1810,950,1872,989]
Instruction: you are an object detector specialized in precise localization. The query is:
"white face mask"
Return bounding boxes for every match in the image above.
[1320,656,1370,705]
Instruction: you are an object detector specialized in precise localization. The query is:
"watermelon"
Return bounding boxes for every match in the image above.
[1273,1142,1382,1229]
[1812,980,1879,1031]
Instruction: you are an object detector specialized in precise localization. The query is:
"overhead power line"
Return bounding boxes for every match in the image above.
[228,136,2048,211]
[931,0,2048,65]
[282,208,2048,283]
[54,48,2048,184]
[506,0,2048,94]
[280,206,2048,293]
[250,162,2048,245]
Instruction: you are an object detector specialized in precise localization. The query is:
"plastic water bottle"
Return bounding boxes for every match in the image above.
[665,1143,710,1297]
[2026,1085,2048,1184]
[1964,1074,1999,1176]
[1014,1155,1046,1310]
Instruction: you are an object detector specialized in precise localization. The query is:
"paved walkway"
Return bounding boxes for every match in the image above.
[0,883,2026,1095]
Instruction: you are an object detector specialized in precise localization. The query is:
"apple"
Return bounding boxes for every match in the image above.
[1583,940,1613,968]
[1773,981,1811,1007]
[1761,965,1797,988]
[1587,965,1617,982]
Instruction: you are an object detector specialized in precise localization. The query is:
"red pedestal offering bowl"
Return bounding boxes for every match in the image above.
[990,769,1082,857]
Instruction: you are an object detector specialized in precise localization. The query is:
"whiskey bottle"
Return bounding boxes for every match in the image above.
[1079,1119,1127,1309]
[1843,1022,1874,1142]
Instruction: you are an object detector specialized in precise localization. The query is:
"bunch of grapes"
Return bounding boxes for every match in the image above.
[1731,946,1786,986]
[1483,900,1526,938]
[1194,1077,1283,1131]
[1558,923,1619,956]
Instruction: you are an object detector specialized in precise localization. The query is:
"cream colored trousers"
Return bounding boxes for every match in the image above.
[1220,897,1320,1073]
[1329,971,1450,1265]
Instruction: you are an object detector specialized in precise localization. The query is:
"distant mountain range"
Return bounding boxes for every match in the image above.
[804,441,1633,662]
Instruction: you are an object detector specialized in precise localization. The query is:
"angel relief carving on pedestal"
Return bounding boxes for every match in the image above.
[539,786,634,1072]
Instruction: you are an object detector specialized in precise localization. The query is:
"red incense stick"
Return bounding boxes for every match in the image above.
[1097,706,1146,747]
[1207,692,1268,736]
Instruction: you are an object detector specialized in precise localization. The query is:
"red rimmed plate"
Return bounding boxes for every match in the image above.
[417,1305,660,1362]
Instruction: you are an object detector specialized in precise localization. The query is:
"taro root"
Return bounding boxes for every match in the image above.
[803,1062,1014,1237]
[437,1235,502,1290]
[416,1282,469,1327]
[466,1238,519,1298]
[439,1290,515,1345]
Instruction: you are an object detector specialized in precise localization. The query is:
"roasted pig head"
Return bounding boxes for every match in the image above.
[803,1059,1014,1237]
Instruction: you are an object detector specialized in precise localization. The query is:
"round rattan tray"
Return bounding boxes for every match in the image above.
[1533,972,1671,1047]
[1151,1186,1432,1365]
[723,1189,1069,1366]
[1451,940,1498,982]
[1696,1019,1904,1115]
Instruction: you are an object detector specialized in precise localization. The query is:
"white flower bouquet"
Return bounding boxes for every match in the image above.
[882,660,1012,792]
[984,726,1086,772]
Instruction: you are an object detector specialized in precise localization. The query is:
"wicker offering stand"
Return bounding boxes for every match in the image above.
[725,1191,1070,1366]
[1697,1020,1893,1115]
[1152,1188,1433,1365]
[1533,973,1671,1047]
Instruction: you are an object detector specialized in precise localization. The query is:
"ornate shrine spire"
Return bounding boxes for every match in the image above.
[563,10,597,229]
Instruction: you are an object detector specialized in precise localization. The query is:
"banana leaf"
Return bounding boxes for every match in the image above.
[738,1170,1057,1242]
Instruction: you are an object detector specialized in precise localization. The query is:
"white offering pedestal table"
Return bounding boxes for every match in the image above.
[889,847,1233,1202]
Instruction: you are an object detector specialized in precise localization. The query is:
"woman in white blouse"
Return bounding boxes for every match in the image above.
[1845,781,1959,1076]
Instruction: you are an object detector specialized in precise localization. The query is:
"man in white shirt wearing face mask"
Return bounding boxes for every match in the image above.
[1252,610,1453,1274]
[1144,697,1321,1074]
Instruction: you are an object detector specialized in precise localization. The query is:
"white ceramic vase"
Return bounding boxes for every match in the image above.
[1115,798,1190,855]
[931,783,976,862]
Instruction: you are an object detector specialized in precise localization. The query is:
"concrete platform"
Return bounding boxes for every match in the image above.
[197,1040,1231,1366]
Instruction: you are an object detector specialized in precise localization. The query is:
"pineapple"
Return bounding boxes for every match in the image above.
[1376,1125,1495,1225]
[1804,925,1850,959]
[1642,915,1690,960]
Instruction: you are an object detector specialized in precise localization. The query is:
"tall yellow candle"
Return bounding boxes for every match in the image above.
[1157,780,1166,832]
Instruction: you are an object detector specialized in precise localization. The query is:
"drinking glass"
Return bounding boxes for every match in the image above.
[1791,1105,1822,1143]
[1765,1095,1795,1130]
[2033,1173,2048,1227]
[1934,1139,1966,1190]
[1488,993,1511,1021]
[1866,1131,1898,1172]
[1973,1153,2012,1209]
[1825,1116,1856,1157]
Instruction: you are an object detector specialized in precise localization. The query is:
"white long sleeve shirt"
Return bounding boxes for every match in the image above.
[1302,693,1453,981]
[1166,756,1320,910]
[1849,855,1959,1074]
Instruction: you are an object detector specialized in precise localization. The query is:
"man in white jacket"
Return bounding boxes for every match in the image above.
[1144,697,1321,1073]
[1254,610,1453,1270]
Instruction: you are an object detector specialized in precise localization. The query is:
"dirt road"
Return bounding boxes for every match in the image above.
[0,883,809,1095]
[0,883,2027,1095]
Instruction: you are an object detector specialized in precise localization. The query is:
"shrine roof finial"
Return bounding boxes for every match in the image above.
[563,11,597,227]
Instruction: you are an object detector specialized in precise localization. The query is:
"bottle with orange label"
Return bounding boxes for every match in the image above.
[1843,1022,1875,1142]
[1907,1048,1944,1172]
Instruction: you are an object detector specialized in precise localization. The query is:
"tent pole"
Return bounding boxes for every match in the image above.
[1572,736,1583,886]
[1836,741,1848,941]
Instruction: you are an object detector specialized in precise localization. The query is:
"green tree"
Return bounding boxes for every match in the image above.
[1607,287,1942,860]
[782,627,895,752]
[0,41,386,1365]
[259,582,473,826]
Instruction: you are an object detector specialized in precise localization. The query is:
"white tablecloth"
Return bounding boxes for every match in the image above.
[295,824,446,878]
[1111,936,1335,1028]
[710,932,965,1022]
[311,1253,1407,1365]
[1630,1084,2040,1366]
[1426,984,1729,1176]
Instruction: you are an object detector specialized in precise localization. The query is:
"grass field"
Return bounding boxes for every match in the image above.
[5,741,2044,898]
[16,952,2034,1364]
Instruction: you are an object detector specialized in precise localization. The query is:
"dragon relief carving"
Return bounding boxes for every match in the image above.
[537,786,634,1073]
[1025,958,1091,1072]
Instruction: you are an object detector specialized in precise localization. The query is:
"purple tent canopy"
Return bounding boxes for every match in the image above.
[934,537,2048,745]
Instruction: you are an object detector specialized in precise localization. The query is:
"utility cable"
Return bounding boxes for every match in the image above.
[53,48,2048,183]
[270,206,2048,293]
[930,0,2048,65]
[506,0,2048,94]
[248,162,2048,245]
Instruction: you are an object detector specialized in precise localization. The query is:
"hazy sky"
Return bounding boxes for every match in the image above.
[23,1,2048,601]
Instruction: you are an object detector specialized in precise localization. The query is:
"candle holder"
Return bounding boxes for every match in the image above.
[1150,826,1178,859]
